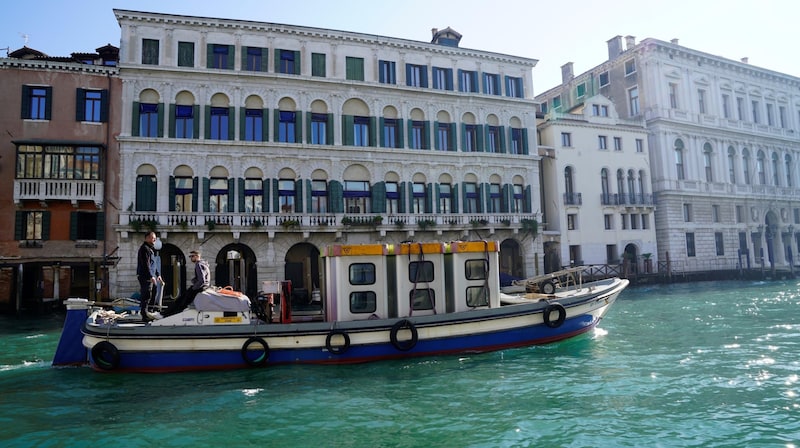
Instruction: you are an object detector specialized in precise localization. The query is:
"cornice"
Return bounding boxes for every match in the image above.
[0,58,119,75]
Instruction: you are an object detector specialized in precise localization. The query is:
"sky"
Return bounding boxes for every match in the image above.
[2,0,798,92]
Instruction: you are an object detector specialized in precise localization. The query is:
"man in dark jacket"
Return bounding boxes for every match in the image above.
[137,231,161,321]
[159,249,211,318]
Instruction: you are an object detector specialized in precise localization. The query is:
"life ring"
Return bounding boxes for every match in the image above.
[540,280,556,295]
[325,330,351,355]
[390,319,418,351]
[241,336,269,367]
[91,341,120,370]
[543,303,567,328]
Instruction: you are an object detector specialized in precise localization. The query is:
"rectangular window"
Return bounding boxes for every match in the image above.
[795,208,800,224]
[410,121,426,149]
[752,101,760,124]
[379,60,396,84]
[512,184,523,213]
[81,90,104,122]
[73,211,99,240]
[630,214,638,229]
[767,103,775,126]
[621,213,628,230]
[311,53,326,77]
[464,182,478,213]
[736,97,745,120]
[279,179,296,213]
[576,83,586,98]
[277,49,299,74]
[712,204,720,223]
[561,132,572,147]
[386,182,399,214]
[464,125,478,152]
[175,105,194,139]
[22,86,51,120]
[599,71,609,86]
[382,118,400,148]
[698,89,706,114]
[353,116,370,147]
[412,182,426,213]
[208,177,229,213]
[346,57,364,81]
[779,106,787,128]
[174,176,193,212]
[487,126,500,153]
[244,178,263,213]
[613,137,622,151]
[686,233,696,257]
[178,41,194,67]
[244,109,263,142]
[635,139,644,153]
[736,205,744,223]
[624,59,636,75]
[344,180,370,213]
[437,123,452,151]
[484,73,500,95]
[279,111,297,143]
[641,214,649,229]
[604,214,613,230]
[669,83,678,109]
[20,211,44,240]
[567,214,577,230]
[715,232,725,256]
[722,94,730,119]
[209,107,229,140]
[311,113,328,145]
[459,70,478,93]
[598,135,608,150]
[683,203,692,222]
[142,39,159,65]
[139,103,159,137]
[488,183,501,213]
[552,96,561,111]
[505,76,523,98]
[433,67,453,90]
[311,180,328,214]
[592,104,600,116]
[629,87,639,116]
[406,64,427,87]
[439,183,452,214]
[511,128,524,154]
[244,46,267,72]
[208,44,232,69]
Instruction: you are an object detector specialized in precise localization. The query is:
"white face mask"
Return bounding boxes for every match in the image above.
[153,239,163,250]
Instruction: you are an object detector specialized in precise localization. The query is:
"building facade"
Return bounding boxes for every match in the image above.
[537,36,800,273]
[113,10,543,301]
[537,94,656,273]
[0,45,121,312]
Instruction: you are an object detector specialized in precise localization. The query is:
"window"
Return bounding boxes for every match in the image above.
[712,205,720,223]
[552,96,562,111]
[736,97,745,120]
[16,211,46,240]
[412,183,426,214]
[379,60,396,84]
[561,132,572,147]
[16,145,101,180]
[722,94,730,119]
[728,147,736,184]
[736,205,744,223]
[406,64,428,87]
[209,107,230,140]
[136,175,157,211]
[757,151,766,185]
[767,103,775,126]
[438,183,452,214]
[742,149,751,184]
[488,183,501,213]
[698,89,706,114]
[636,139,644,153]
[598,71,609,86]
[21,86,51,120]
[433,67,453,90]
[567,214,577,230]
[510,128,525,154]
[669,83,678,109]
[278,179,296,213]
[458,70,478,92]
[244,178,263,213]
[512,184,523,213]
[795,208,800,224]
[278,111,297,143]
[311,180,328,213]
[344,180,370,213]
[464,124,478,152]
[311,53,326,77]
[576,83,586,98]
[349,263,376,286]
[350,291,377,314]
[208,177,229,213]
[174,105,194,139]
[715,232,725,256]
[78,89,107,123]
[310,113,330,145]
[244,47,267,72]
[598,135,608,150]
[613,137,622,151]
[604,214,613,230]
[386,182,399,214]
[786,155,793,187]
[624,59,636,75]
[178,41,194,67]
[464,182,478,213]
[71,211,101,240]
[486,126,501,153]
[346,57,364,81]
[244,109,264,142]
[683,203,693,222]
[410,121,428,150]
[752,100,760,124]
[772,153,780,186]
[641,214,649,229]
[630,214,638,229]
[208,44,233,69]
[505,76,523,98]
[354,116,371,147]
[277,49,299,74]
[174,176,194,212]
[621,213,628,230]
[686,232,696,257]
[592,104,609,117]
[382,118,400,148]
[484,73,500,95]
[142,39,159,65]
[436,122,453,151]
[675,140,685,180]
[779,106,787,128]
[138,103,160,137]
[703,144,713,182]
[628,86,640,116]
[465,259,488,281]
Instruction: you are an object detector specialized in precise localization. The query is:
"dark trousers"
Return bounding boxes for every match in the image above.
[138,276,154,313]
[163,287,203,317]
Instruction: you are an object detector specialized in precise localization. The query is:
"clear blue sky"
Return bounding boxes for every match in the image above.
[2,0,797,91]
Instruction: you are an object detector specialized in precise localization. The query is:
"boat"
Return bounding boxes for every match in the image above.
[53,240,629,373]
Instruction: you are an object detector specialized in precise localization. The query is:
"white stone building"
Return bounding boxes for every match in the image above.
[112,10,543,301]
[537,36,800,273]
[537,94,656,273]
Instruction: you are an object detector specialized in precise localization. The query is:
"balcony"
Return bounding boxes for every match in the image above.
[119,211,539,240]
[563,192,582,206]
[14,179,104,207]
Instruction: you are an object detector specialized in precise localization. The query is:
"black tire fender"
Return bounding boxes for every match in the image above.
[241,336,269,367]
[91,341,120,370]
[325,330,351,355]
[543,303,567,328]
[390,319,418,351]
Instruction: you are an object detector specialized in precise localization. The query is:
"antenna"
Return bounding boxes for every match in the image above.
[18,33,29,45]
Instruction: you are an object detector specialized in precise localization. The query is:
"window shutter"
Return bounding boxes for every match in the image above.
[95,212,105,240]
[499,126,506,153]
[100,89,109,122]
[132,101,140,136]
[295,179,303,212]
[379,117,385,147]
[227,45,234,70]
[326,113,334,144]
[446,69,453,90]
[274,49,281,73]
[70,211,78,240]
[20,86,31,118]
[202,177,211,212]
[342,115,354,145]
[192,105,200,138]
[421,69,428,88]
[457,70,464,91]
[273,109,280,141]
[524,186,532,213]
[238,178,245,212]
[192,177,199,212]
[425,183,433,213]
[433,121,440,150]
[397,119,405,148]
[168,176,176,212]
[75,88,86,121]
[272,179,279,212]
[168,104,176,138]
[452,183,460,213]
[305,111,312,143]
[262,178,270,212]
[227,179,235,212]
[481,183,489,213]
[44,87,52,120]
[305,179,313,213]
[294,112,302,142]
[15,211,23,240]
[263,108,270,142]
[460,123,467,152]
[423,121,430,149]
[398,182,406,213]
[522,129,529,155]
[405,64,412,86]
[328,180,343,213]
[369,116,377,147]
[261,48,269,72]
[204,106,212,139]
[206,44,214,68]
[239,107,246,140]
[228,106,235,140]
[241,46,248,70]
[293,51,300,74]
[435,184,441,213]
[157,103,165,137]
[371,181,385,213]
[41,212,51,240]
[502,184,511,213]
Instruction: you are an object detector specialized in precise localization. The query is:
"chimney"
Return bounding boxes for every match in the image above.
[431,28,438,38]
[670,38,679,45]
[625,35,636,50]
[607,35,622,60]
[561,62,574,84]
[741,57,749,64]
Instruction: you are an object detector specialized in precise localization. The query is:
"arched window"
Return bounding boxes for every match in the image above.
[771,152,780,186]
[757,150,766,185]
[742,149,751,185]
[674,139,685,180]
[786,154,793,187]
[703,142,713,182]
[600,168,610,204]
[617,169,625,203]
[627,169,636,203]
[727,146,736,184]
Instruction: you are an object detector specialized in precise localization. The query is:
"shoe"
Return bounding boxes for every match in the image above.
[141,312,152,322]
[151,312,163,320]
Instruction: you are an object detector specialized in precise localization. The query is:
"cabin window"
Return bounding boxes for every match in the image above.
[349,263,375,285]
[466,286,490,307]
[464,259,488,280]
[408,261,434,282]
[349,291,376,313]
[410,289,434,310]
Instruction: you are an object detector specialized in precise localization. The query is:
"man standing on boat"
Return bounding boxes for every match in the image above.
[158,249,211,318]
[137,231,161,321]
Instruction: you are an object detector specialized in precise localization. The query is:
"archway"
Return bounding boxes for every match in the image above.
[284,243,321,306]
[623,243,639,274]
[764,210,780,267]
[214,243,258,299]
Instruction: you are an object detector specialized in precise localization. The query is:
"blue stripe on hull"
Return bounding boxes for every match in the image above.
[90,313,601,373]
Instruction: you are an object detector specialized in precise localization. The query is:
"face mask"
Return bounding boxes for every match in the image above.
[154,239,163,250]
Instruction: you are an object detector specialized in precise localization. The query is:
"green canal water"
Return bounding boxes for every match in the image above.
[1,280,799,447]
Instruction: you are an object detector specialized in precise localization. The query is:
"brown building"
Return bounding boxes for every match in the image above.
[0,45,121,313]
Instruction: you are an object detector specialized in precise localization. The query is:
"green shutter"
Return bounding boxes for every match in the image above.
[398,182,406,213]
[342,115,354,145]
[239,107,246,140]
[75,88,85,121]
[168,104,176,138]
[192,177,199,212]
[70,211,78,240]
[423,121,430,149]
[476,125,484,152]
[238,178,246,212]
[293,51,300,74]
[206,44,214,68]
[434,121,440,150]
[449,123,456,150]
[305,111,312,143]
[227,179,235,212]
[524,185,532,213]
[100,89,109,122]
[326,113,334,144]
[273,109,280,141]
[157,103,165,137]
[132,101,140,136]
[272,179,279,212]
[460,123,467,152]
[20,86,31,118]
[369,116,377,147]
[274,49,281,73]
[168,176,176,211]
[397,119,405,148]
[263,108,269,141]
[42,211,50,240]
[95,212,105,240]
[435,184,441,213]
[371,182,385,213]
[228,106,235,140]
[261,48,269,72]
[14,211,23,240]
[202,177,210,212]
[425,183,433,213]
[305,179,313,213]
[241,46,248,70]
[294,112,302,142]
[522,129,529,155]
[452,183,459,213]
[227,45,234,70]
[295,179,303,212]
[499,126,506,153]
[262,178,270,212]
[502,184,511,213]
[204,106,212,139]
[193,105,200,138]
[379,117,385,147]
[312,53,325,77]
[328,180,343,213]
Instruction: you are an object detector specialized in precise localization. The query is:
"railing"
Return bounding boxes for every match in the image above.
[563,192,582,205]
[14,179,104,206]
